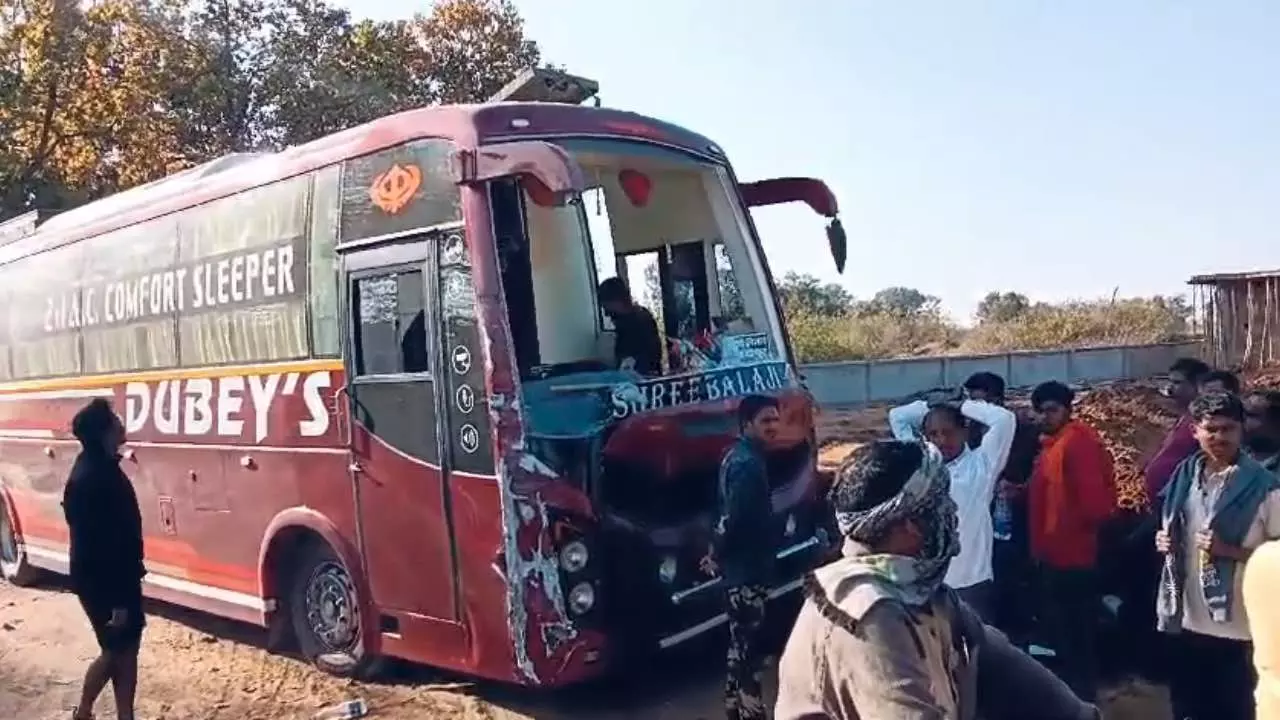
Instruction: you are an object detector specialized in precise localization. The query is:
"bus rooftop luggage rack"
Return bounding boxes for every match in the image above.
[489,67,600,106]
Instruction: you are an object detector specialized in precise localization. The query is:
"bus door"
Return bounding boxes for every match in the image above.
[340,227,472,622]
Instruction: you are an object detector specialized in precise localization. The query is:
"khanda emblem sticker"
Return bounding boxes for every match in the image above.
[369,163,423,215]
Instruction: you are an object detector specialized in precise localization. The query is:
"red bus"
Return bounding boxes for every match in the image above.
[0,70,845,686]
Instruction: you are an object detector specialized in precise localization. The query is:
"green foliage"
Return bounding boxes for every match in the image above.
[961,296,1191,353]
[0,0,541,218]
[781,275,1193,363]
[975,290,1031,323]
[859,286,941,318]
[777,271,854,317]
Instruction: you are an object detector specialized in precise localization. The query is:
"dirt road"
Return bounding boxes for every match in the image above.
[0,576,749,720]
[2,577,1171,720]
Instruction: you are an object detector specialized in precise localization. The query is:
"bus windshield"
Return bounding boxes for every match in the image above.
[492,139,788,435]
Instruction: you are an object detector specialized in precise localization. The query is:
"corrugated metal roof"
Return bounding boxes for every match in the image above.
[1188,269,1280,284]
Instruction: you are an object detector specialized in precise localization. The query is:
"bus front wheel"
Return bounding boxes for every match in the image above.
[288,541,383,679]
[0,499,41,587]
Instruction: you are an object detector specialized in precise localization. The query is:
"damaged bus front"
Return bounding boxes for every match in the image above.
[480,113,846,667]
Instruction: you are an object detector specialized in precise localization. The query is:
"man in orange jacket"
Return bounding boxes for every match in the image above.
[1028,381,1118,704]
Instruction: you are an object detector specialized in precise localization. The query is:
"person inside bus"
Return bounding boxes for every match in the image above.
[887,388,1017,621]
[1156,390,1280,720]
[63,398,146,720]
[775,439,1100,720]
[597,277,663,376]
[701,394,782,720]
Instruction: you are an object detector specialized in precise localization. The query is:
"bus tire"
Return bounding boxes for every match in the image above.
[288,541,383,679]
[0,498,41,587]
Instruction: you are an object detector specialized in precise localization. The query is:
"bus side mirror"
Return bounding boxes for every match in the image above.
[738,177,845,272]
[453,141,586,206]
[827,218,847,274]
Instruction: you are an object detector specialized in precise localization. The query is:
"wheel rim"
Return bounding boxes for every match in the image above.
[304,560,359,653]
[0,507,17,566]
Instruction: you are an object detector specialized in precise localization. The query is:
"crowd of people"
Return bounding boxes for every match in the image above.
[713,358,1280,720]
[53,338,1280,720]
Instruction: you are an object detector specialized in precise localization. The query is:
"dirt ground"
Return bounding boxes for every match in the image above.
[0,577,752,720]
[9,370,1260,720]
[0,578,1172,719]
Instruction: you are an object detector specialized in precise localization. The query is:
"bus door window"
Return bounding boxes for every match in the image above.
[355,273,428,376]
[350,270,439,458]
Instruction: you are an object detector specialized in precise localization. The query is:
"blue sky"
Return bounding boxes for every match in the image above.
[347,1,1280,320]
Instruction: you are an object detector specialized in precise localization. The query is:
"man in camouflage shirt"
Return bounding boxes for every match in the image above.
[704,394,782,720]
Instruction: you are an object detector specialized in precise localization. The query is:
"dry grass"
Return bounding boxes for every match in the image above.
[788,297,1190,363]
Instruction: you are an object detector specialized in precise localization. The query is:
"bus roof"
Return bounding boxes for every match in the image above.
[4,102,719,266]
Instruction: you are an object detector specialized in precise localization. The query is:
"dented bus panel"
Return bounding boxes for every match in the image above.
[0,100,839,687]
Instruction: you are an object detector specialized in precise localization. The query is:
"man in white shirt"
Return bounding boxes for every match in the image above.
[889,390,1016,619]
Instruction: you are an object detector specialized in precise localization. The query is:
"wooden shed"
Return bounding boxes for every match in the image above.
[1188,270,1280,369]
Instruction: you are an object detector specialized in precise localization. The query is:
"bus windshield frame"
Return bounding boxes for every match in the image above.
[491,137,788,396]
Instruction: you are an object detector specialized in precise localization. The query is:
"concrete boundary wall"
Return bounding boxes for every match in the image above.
[799,340,1203,406]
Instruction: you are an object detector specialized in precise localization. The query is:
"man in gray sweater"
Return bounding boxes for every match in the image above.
[775,440,1099,720]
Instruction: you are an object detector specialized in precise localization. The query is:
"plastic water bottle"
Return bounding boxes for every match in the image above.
[313,699,368,720]
[992,495,1013,541]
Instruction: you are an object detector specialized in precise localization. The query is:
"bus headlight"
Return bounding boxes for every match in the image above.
[568,582,595,615]
[559,541,589,573]
[658,555,678,584]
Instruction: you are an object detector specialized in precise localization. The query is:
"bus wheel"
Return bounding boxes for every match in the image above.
[0,499,40,587]
[288,542,383,679]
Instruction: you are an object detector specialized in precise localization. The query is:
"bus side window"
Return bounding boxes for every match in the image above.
[309,165,341,357]
[353,271,428,376]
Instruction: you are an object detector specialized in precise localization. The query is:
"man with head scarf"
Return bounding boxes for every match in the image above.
[774,440,1099,720]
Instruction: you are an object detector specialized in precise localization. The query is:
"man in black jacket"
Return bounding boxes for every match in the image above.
[703,394,782,720]
[963,372,1041,644]
[64,398,146,720]
[598,277,664,376]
